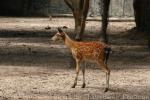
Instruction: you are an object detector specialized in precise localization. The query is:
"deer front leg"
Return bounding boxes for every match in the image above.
[72,59,81,88]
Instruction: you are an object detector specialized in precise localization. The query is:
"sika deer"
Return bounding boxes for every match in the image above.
[51,28,111,92]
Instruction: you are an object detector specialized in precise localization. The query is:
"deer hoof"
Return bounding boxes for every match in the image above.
[104,88,109,92]
[81,83,86,88]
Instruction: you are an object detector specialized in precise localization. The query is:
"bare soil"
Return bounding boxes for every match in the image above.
[0,17,150,100]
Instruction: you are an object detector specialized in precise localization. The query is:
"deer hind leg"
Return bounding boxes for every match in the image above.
[98,60,110,92]
[81,61,86,88]
[72,58,81,88]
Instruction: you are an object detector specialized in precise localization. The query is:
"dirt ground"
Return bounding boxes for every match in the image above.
[0,17,150,100]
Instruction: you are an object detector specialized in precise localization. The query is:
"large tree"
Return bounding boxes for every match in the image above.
[64,0,110,43]
[64,0,90,41]
[133,0,150,33]
[133,0,150,47]
[100,0,110,43]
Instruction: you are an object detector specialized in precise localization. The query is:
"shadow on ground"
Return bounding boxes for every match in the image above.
[0,32,149,70]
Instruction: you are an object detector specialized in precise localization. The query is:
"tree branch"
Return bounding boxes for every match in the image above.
[64,0,74,11]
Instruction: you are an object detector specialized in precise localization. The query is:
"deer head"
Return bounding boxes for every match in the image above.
[51,28,65,41]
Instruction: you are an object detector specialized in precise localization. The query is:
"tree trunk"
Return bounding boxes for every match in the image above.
[133,0,150,33]
[100,0,110,43]
[133,0,150,48]
[64,0,89,41]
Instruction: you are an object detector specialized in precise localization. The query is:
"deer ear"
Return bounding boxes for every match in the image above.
[58,28,63,33]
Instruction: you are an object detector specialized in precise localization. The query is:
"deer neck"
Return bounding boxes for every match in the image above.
[64,33,75,48]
